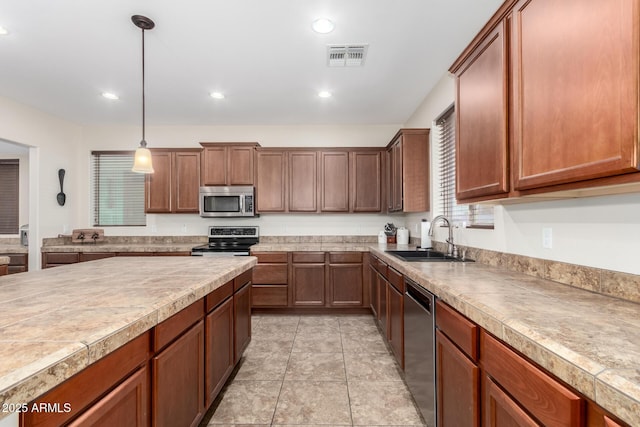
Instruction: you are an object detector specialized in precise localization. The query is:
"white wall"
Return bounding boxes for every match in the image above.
[403,74,640,275]
[0,96,82,270]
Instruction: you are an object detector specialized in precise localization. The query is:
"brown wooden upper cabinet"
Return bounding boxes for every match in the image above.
[255,149,287,212]
[452,21,509,202]
[255,147,384,214]
[451,0,640,202]
[200,143,258,186]
[146,149,201,213]
[289,151,318,212]
[386,129,430,213]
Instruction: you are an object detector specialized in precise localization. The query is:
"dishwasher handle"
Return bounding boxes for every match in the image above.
[405,280,434,315]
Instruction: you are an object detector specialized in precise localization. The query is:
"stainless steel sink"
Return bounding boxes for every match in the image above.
[385,249,473,262]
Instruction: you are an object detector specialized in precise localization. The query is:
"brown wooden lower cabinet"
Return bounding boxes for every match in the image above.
[369,264,379,318]
[205,297,234,406]
[0,253,28,274]
[67,366,149,427]
[484,374,538,427]
[436,329,480,427]
[387,282,404,369]
[328,262,364,307]
[234,282,252,362]
[42,251,191,268]
[22,332,151,427]
[291,261,326,306]
[153,320,205,427]
[0,264,7,276]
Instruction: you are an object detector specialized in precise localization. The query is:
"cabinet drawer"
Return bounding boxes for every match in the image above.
[154,299,204,352]
[480,331,583,427]
[7,253,27,265]
[292,252,325,263]
[252,251,288,263]
[252,285,288,307]
[436,300,478,361]
[22,332,150,427]
[375,258,388,276]
[45,252,80,264]
[205,280,233,313]
[234,268,253,291]
[253,264,288,284]
[80,252,116,262]
[387,266,404,292]
[329,252,362,263]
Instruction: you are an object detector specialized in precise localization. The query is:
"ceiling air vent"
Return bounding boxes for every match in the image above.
[327,44,368,67]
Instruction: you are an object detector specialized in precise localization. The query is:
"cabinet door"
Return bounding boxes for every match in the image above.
[152,320,205,427]
[484,375,538,427]
[145,151,172,213]
[289,151,318,212]
[68,367,149,427]
[388,283,404,368]
[378,276,388,336]
[256,150,287,212]
[201,145,228,186]
[391,140,403,211]
[234,282,252,362]
[291,263,325,306]
[320,151,349,212]
[328,263,363,307]
[512,0,639,190]
[205,297,234,406]
[436,330,479,427]
[455,21,509,201]
[351,151,382,212]
[228,146,255,185]
[369,264,379,318]
[173,151,201,213]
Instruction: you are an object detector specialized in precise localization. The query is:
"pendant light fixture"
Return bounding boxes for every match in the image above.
[131,15,155,174]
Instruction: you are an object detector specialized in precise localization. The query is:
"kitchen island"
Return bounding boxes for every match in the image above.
[0,255,256,426]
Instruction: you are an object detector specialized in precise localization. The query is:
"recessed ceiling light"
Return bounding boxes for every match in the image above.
[210,92,225,99]
[101,92,119,100]
[318,91,332,98]
[0,26,9,36]
[312,18,335,34]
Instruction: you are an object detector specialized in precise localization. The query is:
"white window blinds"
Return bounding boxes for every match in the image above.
[0,159,19,234]
[437,106,494,228]
[91,152,146,226]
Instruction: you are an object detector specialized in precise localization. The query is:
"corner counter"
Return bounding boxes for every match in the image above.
[0,255,256,423]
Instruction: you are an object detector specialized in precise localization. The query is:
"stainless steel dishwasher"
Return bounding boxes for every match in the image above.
[404,279,436,427]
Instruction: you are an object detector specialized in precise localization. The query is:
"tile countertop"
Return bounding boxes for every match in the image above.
[0,255,256,419]
[366,246,640,427]
[0,244,28,254]
[40,243,198,253]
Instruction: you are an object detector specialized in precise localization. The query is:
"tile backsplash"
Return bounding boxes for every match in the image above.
[433,242,640,305]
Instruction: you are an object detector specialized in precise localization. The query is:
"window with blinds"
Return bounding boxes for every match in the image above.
[91,152,146,226]
[0,159,19,234]
[437,106,494,228]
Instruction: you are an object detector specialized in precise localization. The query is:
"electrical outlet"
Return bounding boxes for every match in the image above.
[542,227,553,249]
[151,225,157,233]
[181,224,188,233]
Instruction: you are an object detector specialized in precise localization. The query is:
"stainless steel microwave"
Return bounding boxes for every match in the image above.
[199,186,255,217]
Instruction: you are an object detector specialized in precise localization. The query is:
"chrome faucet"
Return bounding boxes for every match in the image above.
[428,215,455,256]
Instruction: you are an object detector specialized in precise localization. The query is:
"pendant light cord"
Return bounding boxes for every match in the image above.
[141,27,146,146]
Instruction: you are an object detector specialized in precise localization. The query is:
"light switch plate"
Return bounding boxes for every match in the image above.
[542,227,553,249]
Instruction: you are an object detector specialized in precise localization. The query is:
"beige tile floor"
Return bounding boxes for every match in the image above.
[201,314,426,427]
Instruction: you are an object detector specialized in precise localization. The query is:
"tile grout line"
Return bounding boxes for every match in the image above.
[269,316,299,426]
[340,318,355,427]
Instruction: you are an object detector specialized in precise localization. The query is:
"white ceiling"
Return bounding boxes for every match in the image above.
[0,0,503,126]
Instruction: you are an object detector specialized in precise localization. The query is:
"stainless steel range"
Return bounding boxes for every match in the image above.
[191,226,259,256]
